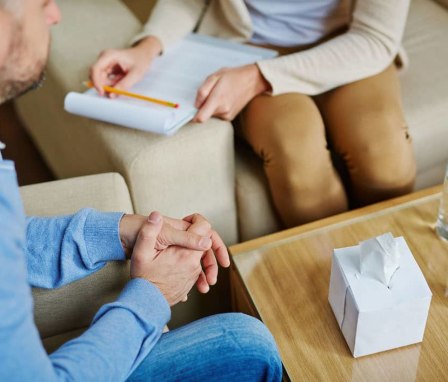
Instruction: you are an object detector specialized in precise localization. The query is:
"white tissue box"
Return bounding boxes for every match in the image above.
[328,236,432,358]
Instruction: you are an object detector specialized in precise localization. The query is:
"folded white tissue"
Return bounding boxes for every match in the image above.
[328,233,432,358]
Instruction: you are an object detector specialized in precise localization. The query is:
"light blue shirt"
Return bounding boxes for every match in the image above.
[245,0,351,47]
[0,159,171,381]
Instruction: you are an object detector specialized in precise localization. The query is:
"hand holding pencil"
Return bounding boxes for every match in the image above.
[90,36,162,97]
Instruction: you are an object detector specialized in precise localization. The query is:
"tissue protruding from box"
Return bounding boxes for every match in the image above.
[328,235,432,358]
[360,232,400,287]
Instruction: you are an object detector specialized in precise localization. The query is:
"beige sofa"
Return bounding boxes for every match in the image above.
[15,0,448,243]
[21,173,229,347]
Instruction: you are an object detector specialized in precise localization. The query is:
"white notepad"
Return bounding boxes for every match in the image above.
[64,34,277,136]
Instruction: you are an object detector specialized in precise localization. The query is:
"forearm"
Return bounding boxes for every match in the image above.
[130,0,207,51]
[257,0,410,95]
[2,275,170,381]
[49,279,170,381]
[26,209,126,288]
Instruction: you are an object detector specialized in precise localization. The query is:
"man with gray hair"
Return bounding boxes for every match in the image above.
[0,0,282,381]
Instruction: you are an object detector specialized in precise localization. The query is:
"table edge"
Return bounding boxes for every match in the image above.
[230,185,442,256]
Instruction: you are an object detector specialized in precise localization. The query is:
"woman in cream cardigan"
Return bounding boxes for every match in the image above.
[91,0,416,228]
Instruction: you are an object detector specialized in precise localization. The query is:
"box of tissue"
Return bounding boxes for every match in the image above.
[328,233,432,358]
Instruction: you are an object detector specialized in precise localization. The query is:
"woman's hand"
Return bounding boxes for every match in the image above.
[89,36,162,96]
[193,63,271,123]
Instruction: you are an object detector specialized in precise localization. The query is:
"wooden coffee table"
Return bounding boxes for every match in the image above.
[230,186,448,381]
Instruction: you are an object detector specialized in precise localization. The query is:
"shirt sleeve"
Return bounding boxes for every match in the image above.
[257,0,411,95]
[2,267,170,382]
[49,279,170,381]
[26,208,126,289]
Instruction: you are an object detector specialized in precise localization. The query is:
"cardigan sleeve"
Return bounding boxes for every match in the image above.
[257,0,411,96]
[130,0,207,50]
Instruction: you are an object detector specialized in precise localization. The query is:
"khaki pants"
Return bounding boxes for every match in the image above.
[240,64,416,228]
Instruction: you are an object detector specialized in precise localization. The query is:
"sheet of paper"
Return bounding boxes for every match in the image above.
[65,34,277,135]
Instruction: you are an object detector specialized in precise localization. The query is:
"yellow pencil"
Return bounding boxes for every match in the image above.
[83,81,179,109]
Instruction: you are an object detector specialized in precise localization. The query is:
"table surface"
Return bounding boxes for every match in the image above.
[230,186,448,381]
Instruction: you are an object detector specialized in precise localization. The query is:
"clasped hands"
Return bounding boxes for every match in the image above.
[120,211,229,306]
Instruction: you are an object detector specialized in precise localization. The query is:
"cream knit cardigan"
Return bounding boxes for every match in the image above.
[132,0,411,95]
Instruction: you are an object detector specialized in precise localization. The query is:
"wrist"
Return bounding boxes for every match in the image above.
[120,214,147,259]
[134,35,163,60]
[250,63,271,96]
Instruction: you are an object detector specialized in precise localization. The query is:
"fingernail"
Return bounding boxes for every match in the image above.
[199,237,212,249]
[211,277,217,285]
[148,213,161,224]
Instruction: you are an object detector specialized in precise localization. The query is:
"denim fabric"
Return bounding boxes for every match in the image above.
[129,313,282,382]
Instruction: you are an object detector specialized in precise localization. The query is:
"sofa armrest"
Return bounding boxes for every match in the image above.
[20,173,134,351]
[20,172,134,216]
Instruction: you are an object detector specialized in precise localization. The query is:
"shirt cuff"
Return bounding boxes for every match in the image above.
[84,210,126,263]
[94,278,171,333]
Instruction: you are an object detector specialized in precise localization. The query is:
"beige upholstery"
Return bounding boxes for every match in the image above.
[21,173,134,353]
[15,0,237,245]
[14,0,448,245]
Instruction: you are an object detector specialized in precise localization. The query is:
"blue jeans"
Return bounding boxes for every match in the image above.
[128,313,282,382]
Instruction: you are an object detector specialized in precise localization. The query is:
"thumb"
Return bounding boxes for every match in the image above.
[132,211,163,262]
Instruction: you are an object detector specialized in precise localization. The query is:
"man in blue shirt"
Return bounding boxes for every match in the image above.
[0,0,282,381]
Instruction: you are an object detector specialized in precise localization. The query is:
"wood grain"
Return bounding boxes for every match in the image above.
[230,187,448,381]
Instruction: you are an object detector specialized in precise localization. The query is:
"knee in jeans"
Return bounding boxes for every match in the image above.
[221,313,282,380]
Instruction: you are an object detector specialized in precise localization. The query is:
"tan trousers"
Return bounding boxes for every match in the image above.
[240,64,416,228]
